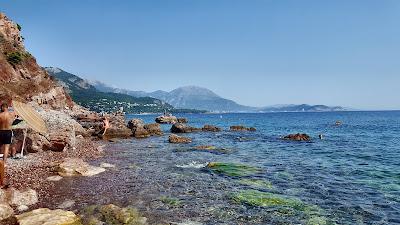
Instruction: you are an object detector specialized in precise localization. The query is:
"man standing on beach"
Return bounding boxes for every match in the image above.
[0,102,16,188]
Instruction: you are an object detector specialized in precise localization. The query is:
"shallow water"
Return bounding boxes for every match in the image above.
[44,111,400,224]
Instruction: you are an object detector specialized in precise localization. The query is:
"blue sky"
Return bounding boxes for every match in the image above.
[1,0,399,109]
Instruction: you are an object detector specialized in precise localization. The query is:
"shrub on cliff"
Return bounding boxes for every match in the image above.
[6,51,24,65]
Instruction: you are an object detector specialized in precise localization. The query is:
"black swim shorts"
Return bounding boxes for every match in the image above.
[0,130,13,145]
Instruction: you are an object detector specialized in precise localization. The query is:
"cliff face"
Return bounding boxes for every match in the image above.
[0,13,73,109]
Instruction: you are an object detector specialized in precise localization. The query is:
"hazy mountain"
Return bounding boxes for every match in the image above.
[90,82,255,112]
[260,104,346,112]
[44,67,202,113]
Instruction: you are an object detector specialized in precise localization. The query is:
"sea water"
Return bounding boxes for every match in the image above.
[47,111,400,224]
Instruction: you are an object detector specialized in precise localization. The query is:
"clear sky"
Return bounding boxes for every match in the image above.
[1,0,399,109]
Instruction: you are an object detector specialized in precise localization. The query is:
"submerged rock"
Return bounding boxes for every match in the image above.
[238,179,273,189]
[206,162,261,177]
[16,208,82,225]
[160,196,182,207]
[57,158,106,177]
[283,133,311,141]
[170,123,201,133]
[231,190,304,209]
[202,125,221,132]
[155,115,178,124]
[230,126,256,131]
[169,134,192,144]
[81,204,147,225]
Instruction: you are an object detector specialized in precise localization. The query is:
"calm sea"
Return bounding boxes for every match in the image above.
[48,111,400,224]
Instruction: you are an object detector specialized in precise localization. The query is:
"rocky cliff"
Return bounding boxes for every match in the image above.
[0,13,73,109]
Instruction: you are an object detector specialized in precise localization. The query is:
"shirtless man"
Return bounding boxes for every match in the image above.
[0,102,16,188]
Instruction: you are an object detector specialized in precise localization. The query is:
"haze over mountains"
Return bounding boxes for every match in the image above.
[90,79,345,112]
[46,67,345,113]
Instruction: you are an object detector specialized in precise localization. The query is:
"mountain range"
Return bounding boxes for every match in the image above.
[44,67,202,114]
[90,80,346,112]
[46,67,346,113]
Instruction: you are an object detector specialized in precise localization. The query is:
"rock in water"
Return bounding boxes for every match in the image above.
[177,117,188,123]
[202,125,221,132]
[81,204,147,225]
[155,115,178,124]
[127,119,163,138]
[16,208,82,225]
[230,126,256,131]
[283,133,311,141]
[0,203,14,221]
[169,134,192,143]
[58,158,106,177]
[100,163,116,168]
[143,123,163,136]
[170,123,201,133]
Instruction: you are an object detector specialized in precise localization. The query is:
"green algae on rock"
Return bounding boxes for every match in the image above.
[231,190,304,209]
[160,196,182,207]
[207,162,261,177]
[80,204,147,225]
[238,179,273,189]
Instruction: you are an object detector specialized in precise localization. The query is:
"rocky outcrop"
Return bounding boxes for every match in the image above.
[143,123,163,136]
[57,158,106,177]
[0,13,73,109]
[170,123,201,133]
[202,124,222,132]
[283,133,311,141]
[16,208,82,225]
[127,119,163,138]
[168,134,192,143]
[230,126,256,131]
[155,115,178,124]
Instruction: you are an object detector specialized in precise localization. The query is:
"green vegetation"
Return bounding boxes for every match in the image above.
[6,51,24,65]
[238,178,273,189]
[17,23,22,31]
[207,162,261,177]
[231,190,304,209]
[231,190,335,225]
[81,204,147,225]
[160,196,182,207]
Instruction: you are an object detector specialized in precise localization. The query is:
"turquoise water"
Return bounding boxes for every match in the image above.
[48,111,400,224]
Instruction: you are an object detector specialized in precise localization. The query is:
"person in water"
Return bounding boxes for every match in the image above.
[0,102,17,188]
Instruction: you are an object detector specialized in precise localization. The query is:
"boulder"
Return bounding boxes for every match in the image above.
[0,203,14,221]
[155,115,178,124]
[127,119,144,130]
[202,125,222,132]
[132,126,150,138]
[128,119,163,138]
[230,126,256,131]
[143,123,163,136]
[9,188,38,207]
[103,127,132,139]
[283,133,311,141]
[16,208,82,225]
[171,123,201,133]
[177,118,188,123]
[168,134,192,143]
[58,158,106,177]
